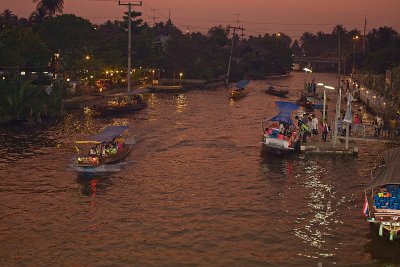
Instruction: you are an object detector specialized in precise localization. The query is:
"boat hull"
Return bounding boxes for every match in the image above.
[93,103,147,116]
[265,89,289,97]
[229,89,249,99]
[261,141,300,155]
[76,145,131,168]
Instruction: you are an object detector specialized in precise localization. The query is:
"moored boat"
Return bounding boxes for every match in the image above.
[92,90,148,116]
[265,84,289,97]
[147,84,184,93]
[364,147,400,240]
[75,126,131,168]
[229,80,250,99]
[260,101,301,155]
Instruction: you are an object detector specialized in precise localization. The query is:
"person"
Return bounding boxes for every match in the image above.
[322,119,330,142]
[353,114,361,137]
[312,82,317,96]
[374,114,383,137]
[295,115,310,143]
[311,114,319,140]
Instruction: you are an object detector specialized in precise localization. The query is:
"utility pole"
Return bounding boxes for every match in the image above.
[226,25,244,86]
[118,0,142,100]
[151,8,158,26]
[363,18,367,53]
[333,30,341,149]
[240,26,245,40]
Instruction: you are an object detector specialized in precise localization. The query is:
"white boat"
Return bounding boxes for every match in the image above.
[260,101,301,155]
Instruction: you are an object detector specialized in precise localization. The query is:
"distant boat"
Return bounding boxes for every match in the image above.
[75,125,132,168]
[229,80,250,99]
[364,147,400,240]
[260,101,301,155]
[265,84,289,97]
[91,90,148,116]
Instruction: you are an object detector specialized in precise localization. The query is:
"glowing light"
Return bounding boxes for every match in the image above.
[85,55,90,60]
[303,67,312,73]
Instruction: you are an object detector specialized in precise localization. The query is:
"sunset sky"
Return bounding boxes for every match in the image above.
[1,0,399,40]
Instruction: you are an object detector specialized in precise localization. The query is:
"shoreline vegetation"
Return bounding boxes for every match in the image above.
[0,3,399,124]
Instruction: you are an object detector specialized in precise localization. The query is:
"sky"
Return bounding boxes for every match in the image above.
[1,0,400,40]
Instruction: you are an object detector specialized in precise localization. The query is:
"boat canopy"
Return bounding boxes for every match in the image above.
[269,101,300,126]
[75,126,129,144]
[365,147,400,190]
[236,80,250,89]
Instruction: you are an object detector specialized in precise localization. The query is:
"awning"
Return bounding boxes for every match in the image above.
[76,126,129,144]
[236,80,250,89]
[269,101,300,126]
[365,147,400,190]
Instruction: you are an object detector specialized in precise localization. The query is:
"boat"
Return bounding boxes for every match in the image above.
[265,84,289,97]
[260,101,301,155]
[92,91,148,116]
[147,84,184,93]
[229,80,250,99]
[75,125,132,168]
[364,147,400,241]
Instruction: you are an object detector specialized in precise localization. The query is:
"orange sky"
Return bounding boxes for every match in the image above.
[1,0,399,40]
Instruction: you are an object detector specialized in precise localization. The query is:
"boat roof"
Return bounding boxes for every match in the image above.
[75,126,129,144]
[366,147,400,190]
[236,80,250,89]
[269,101,300,126]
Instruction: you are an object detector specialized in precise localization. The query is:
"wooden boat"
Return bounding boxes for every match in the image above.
[265,84,289,97]
[364,147,400,241]
[260,101,301,155]
[92,92,147,116]
[75,126,131,168]
[229,80,250,99]
[147,85,184,93]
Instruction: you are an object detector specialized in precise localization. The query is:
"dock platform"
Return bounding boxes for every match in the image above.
[300,139,358,155]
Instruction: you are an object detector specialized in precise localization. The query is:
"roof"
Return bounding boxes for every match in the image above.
[365,147,400,190]
[269,101,300,126]
[236,80,250,89]
[76,126,129,144]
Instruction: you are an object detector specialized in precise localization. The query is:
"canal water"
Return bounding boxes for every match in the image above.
[0,72,398,266]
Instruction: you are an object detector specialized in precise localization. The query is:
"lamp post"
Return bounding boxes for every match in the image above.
[317,83,335,122]
[352,35,359,74]
[179,72,183,87]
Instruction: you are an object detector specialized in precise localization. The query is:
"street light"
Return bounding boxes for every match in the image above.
[179,72,183,86]
[317,83,335,122]
[352,35,359,74]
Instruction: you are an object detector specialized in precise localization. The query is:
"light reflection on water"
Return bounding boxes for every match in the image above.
[1,72,399,266]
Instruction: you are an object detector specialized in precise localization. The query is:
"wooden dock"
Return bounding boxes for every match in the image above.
[300,139,358,155]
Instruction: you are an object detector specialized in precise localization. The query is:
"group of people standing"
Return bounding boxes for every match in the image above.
[294,113,330,143]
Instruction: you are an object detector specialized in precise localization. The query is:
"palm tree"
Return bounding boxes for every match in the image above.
[33,0,64,18]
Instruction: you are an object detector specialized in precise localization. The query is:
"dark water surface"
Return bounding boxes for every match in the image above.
[1,72,399,266]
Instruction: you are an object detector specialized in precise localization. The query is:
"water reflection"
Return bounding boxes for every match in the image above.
[294,159,336,258]
[174,93,187,113]
[76,172,114,198]
[0,123,57,164]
